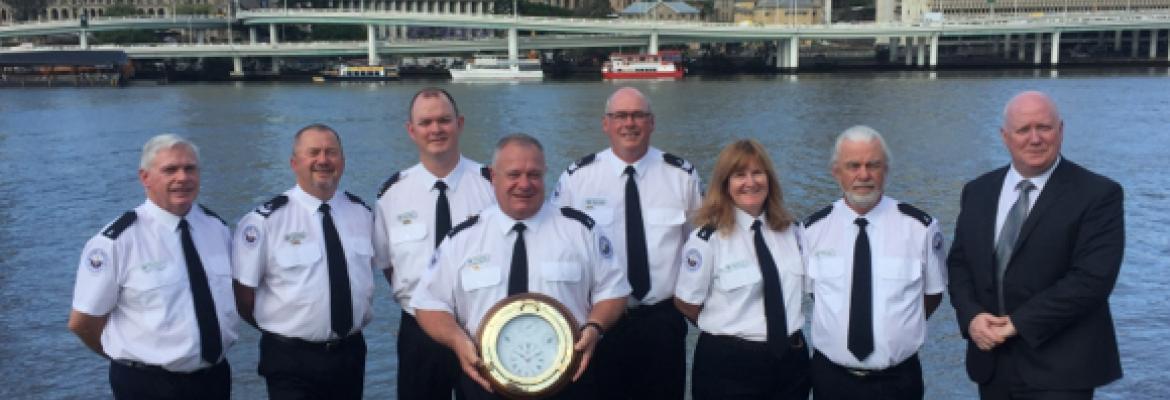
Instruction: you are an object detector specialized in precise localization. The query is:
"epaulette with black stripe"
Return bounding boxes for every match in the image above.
[662,152,695,175]
[102,211,137,239]
[199,204,227,226]
[696,224,716,241]
[559,207,595,230]
[255,195,288,218]
[377,171,402,199]
[897,203,933,227]
[448,215,480,239]
[345,192,371,211]
[566,153,596,175]
[804,205,833,228]
[480,166,492,182]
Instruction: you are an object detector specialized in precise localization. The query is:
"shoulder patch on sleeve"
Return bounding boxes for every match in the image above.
[480,166,492,182]
[102,211,137,239]
[255,195,289,218]
[897,203,933,227]
[804,205,834,228]
[448,215,480,239]
[662,152,695,174]
[696,224,716,241]
[199,204,227,226]
[345,191,371,212]
[377,171,402,199]
[566,153,597,175]
[559,207,595,230]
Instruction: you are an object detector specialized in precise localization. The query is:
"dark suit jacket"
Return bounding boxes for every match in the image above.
[947,158,1124,389]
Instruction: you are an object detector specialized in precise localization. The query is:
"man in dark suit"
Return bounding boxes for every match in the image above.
[948,91,1124,399]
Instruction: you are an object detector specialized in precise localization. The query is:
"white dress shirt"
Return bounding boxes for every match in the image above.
[373,156,495,315]
[232,185,375,341]
[674,209,807,342]
[410,203,631,335]
[804,196,947,370]
[552,146,702,306]
[72,199,239,372]
[995,157,1060,243]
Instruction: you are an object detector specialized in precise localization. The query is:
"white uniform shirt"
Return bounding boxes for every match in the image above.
[553,146,702,306]
[804,196,947,369]
[72,200,239,372]
[373,156,495,315]
[232,185,375,341]
[410,203,631,335]
[674,209,808,342]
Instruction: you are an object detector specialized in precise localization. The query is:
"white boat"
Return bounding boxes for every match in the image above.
[312,64,400,82]
[449,55,543,81]
[602,52,684,79]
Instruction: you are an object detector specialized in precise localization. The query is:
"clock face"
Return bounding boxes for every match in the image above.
[496,314,558,377]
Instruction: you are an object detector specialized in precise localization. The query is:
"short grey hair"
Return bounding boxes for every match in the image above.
[831,125,892,166]
[491,133,545,167]
[1001,90,1062,130]
[293,123,342,155]
[604,87,653,114]
[140,133,199,170]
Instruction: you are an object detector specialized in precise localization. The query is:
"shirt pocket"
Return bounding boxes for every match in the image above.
[808,254,848,314]
[584,207,614,227]
[390,222,428,245]
[715,262,762,292]
[541,261,582,283]
[123,260,184,310]
[876,257,922,299]
[461,265,502,292]
[204,255,238,320]
[273,242,322,285]
[645,207,686,227]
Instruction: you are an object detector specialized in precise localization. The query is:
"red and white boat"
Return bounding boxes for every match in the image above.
[601,52,685,79]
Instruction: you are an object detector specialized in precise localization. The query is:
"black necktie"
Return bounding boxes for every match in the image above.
[995,180,1035,315]
[177,219,222,365]
[508,223,528,295]
[751,220,790,359]
[848,217,874,361]
[624,165,650,300]
[434,180,451,249]
[320,203,353,338]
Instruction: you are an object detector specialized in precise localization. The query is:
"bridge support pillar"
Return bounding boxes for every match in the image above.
[196,30,205,44]
[367,25,380,65]
[1149,30,1159,59]
[648,31,659,55]
[1049,31,1061,67]
[1003,34,1011,58]
[1131,30,1140,58]
[1114,30,1123,51]
[232,57,243,76]
[269,24,279,45]
[888,36,898,63]
[774,40,783,69]
[915,36,925,67]
[787,36,799,71]
[79,29,88,50]
[507,27,518,63]
[1018,36,1026,60]
[271,58,281,73]
[250,27,257,44]
[904,36,913,66]
[1033,33,1043,65]
[929,35,939,68]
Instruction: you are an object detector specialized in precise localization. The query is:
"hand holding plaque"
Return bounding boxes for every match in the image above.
[477,293,582,399]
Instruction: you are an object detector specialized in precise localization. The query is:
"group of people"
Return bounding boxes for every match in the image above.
[68,86,1125,400]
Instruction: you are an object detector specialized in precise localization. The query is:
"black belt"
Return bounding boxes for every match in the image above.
[625,299,675,317]
[700,330,806,352]
[264,330,363,351]
[817,350,918,378]
[112,358,223,375]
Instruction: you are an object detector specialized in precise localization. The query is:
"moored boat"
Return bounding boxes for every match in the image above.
[313,65,400,82]
[449,55,543,81]
[601,52,684,79]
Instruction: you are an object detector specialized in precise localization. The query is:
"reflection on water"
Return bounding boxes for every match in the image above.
[1,68,1168,399]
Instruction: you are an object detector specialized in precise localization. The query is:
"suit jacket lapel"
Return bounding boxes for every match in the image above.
[978,167,1009,279]
[1012,160,1072,257]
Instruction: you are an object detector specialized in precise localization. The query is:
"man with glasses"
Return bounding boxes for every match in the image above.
[552,87,702,399]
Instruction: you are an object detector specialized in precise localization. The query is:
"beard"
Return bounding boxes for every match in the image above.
[844,190,881,211]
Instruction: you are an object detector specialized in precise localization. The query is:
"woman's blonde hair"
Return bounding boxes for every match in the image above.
[693,139,795,234]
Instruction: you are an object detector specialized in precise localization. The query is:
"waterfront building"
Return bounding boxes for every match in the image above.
[728,0,821,25]
[619,1,702,21]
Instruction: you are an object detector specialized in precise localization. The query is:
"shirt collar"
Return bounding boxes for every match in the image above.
[489,202,551,236]
[1005,156,1061,194]
[142,198,187,231]
[420,155,470,194]
[734,207,764,231]
[836,195,891,221]
[289,184,339,214]
[604,146,659,179]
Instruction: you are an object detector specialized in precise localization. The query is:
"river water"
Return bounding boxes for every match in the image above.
[1,69,1167,399]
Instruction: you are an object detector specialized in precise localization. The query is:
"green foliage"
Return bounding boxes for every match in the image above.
[175,4,215,15]
[309,24,365,40]
[7,0,47,21]
[573,0,613,18]
[104,4,139,17]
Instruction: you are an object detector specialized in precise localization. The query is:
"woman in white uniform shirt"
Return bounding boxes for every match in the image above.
[674,139,810,400]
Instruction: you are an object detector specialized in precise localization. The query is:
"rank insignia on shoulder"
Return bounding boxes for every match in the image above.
[378,171,402,199]
[345,191,371,211]
[102,211,137,240]
[566,153,596,175]
[257,195,289,218]
[897,203,933,227]
[480,166,492,182]
[696,225,716,241]
[804,205,833,228]
[200,204,227,226]
[663,152,695,174]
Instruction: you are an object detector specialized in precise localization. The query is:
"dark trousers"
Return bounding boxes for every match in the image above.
[593,300,688,400]
[811,351,923,400]
[398,311,464,400]
[692,331,811,400]
[259,331,366,400]
[978,343,1094,400]
[109,359,230,400]
[457,362,596,400]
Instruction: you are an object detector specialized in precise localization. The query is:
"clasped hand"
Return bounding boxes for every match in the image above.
[968,313,1017,351]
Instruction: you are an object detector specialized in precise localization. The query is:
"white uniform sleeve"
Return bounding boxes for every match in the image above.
[231,212,267,288]
[552,170,574,208]
[680,172,703,236]
[794,223,813,295]
[922,221,947,295]
[372,199,393,271]
[673,232,715,306]
[410,239,457,314]
[589,229,631,304]
[72,235,120,316]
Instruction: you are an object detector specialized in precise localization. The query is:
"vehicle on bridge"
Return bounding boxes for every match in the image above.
[602,51,684,79]
[449,54,543,81]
